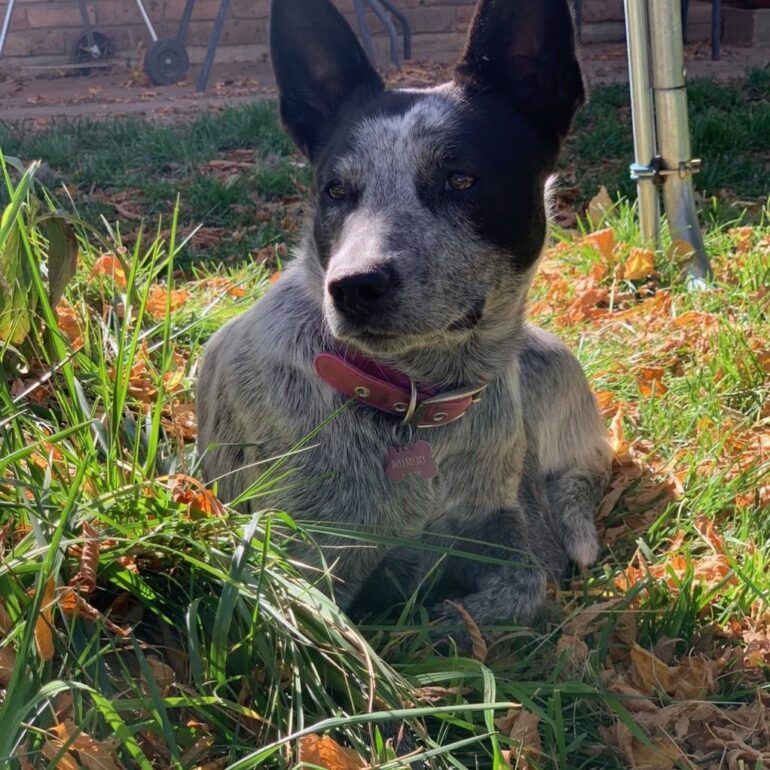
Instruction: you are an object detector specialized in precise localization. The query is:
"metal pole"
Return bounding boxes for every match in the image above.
[0,0,16,58]
[353,0,376,63]
[134,0,159,42]
[624,0,660,246]
[196,0,230,92]
[368,0,399,68]
[648,0,712,282]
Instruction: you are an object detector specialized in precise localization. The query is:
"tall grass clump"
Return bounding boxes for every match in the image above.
[0,156,518,769]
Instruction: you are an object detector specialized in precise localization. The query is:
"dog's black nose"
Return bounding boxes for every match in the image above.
[329,267,396,319]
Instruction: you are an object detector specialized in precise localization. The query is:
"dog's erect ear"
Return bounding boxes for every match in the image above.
[270,0,384,160]
[454,0,584,143]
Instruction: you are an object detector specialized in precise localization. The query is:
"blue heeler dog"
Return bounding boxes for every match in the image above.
[196,0,612,631]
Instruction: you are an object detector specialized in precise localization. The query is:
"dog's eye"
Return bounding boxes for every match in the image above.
[326,181,347,201]
[445,173,477,192]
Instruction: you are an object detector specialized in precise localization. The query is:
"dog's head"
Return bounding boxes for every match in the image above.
[271,0,584,357]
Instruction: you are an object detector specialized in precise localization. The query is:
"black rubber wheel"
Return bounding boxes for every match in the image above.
[144,38,190,86]
[71,31,114,73]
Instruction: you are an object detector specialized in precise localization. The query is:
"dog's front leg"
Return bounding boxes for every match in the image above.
[425,507,547,631]
[547,464,611,569]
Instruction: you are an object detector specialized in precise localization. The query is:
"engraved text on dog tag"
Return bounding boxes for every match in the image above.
[384,440,438,482]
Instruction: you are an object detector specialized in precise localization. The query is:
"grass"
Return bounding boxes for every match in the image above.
[0,73,769,768]
[1,67,768,263]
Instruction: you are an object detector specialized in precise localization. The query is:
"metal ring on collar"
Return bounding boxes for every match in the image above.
[400,380,418,427]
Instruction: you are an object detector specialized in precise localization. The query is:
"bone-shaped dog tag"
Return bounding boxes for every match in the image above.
[384,440,438,482]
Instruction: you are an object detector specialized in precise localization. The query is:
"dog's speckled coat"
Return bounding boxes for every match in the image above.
[197,0,612,627]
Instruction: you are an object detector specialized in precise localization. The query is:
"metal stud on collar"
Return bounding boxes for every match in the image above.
[354,386,371,398]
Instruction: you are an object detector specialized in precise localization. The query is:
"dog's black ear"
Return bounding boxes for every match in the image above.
[270,0,384,160]
[454,0,584,142]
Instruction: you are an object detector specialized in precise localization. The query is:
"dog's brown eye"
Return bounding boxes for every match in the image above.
[445,173,477,192]
[326,181,347,201]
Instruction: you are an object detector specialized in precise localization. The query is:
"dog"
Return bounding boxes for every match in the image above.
[196,0,612,631]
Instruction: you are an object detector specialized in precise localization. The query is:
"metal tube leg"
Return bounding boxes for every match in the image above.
[134,0,159,42]
[353,0,376,63]
[648,0,712,282]
[196,0,230,92]
[177,0,196,44]
[712,0,721,61]
[624,0,660,246]
[0,0,17,58]
[377,0,412,60]
[368,0,399,68]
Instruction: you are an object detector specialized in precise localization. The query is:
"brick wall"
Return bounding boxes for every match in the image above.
[0,0,476,68]
[0,0,714,69]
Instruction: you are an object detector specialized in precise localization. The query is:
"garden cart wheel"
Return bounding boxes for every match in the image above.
[144,37,190,85]
[71,31,114,73]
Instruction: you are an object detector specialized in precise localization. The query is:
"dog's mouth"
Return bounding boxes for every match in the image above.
[329,300,486,355]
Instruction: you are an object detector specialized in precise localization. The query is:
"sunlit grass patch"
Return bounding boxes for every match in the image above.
[1,161,769,766]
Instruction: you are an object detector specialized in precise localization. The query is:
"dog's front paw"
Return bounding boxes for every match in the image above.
[563,519,600,569]
[426,602,476,655]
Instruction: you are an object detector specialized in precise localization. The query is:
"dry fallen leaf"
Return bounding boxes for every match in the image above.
[146,284,190,319]
[298,734,364,770]
[497,707,543,768]
[623,248,656,281]
[90,253,127,289]
[34,577,55,662]
[600,721,684,770]
[630,643,679,696]
[169,475,226,519]
[55,304,84,348]
[587,186,614,228]
[444,600,487,662]
[59,587,130,637]
[582,227,617,262]
[146,655,176,694]
[0,599,12,635]
[71,521,99,594]
[0,645,16,686]
[42,721,123,770]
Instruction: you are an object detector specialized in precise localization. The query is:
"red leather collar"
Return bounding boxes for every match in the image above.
[314,352,486,429]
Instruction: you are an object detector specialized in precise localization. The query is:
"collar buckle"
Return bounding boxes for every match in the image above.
[406,383,488,431]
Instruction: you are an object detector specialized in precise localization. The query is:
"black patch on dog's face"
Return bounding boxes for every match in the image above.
[270,0,585,349]
[310,86,554,274]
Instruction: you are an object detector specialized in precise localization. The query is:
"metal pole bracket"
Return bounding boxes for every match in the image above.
[630,156,702,183]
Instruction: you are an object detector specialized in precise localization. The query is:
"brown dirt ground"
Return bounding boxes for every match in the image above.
[0,42,767,128]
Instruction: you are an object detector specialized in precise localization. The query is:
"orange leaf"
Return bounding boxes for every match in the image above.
[43,721,123,770]
[269,270,282,284]
[582,227,616,262]
[169,475,225,518]
[630,643,679,695]
[729,225,754,254]
[586,185,613,228]
[90,253,127,289]
[34,578,55,662]
[298,734,364,770]
[0,599,12,636]
[56,304,84,348]
[608,408,626,456]
[71,521,99,594]
[146,284,190,319]
[59,587,130,637]
[0,645,16,686]
[667,238,695,263]
[623,248,656,281]
[593,390,617,418]
[444,600,487,662]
